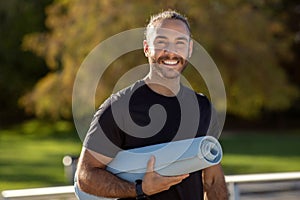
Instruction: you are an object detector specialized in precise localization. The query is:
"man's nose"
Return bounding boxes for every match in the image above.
[163,43,177,54]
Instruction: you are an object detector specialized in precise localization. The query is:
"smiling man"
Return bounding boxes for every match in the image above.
[145,18,192,81]
[75,10,228,200]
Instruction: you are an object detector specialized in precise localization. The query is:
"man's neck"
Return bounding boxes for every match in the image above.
[143,75,180,97]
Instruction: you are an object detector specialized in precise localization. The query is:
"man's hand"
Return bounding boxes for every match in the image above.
[142,156,190,195]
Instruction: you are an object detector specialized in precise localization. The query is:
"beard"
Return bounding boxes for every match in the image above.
[150,54,189,79]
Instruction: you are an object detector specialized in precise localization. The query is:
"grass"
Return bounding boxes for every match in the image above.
[0,120,300,191]
[220,131,300,174]
[0,120,82,191]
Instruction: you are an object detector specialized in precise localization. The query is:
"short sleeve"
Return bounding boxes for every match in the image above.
[83,98,124,158]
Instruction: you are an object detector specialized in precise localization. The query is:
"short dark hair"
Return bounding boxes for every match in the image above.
[145,10,191,40]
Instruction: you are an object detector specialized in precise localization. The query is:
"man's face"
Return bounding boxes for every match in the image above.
[144,19,193,79]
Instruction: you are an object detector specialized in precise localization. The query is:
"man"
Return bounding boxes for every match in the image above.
[76,10,228,199]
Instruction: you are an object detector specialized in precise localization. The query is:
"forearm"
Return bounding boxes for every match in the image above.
[77,166,136,198]
[76,148,136,198]
[203,178,228,200]
[202,164,229,200]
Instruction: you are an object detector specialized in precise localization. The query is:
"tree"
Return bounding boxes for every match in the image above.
[22,0,298,119]
[0,0,52,126]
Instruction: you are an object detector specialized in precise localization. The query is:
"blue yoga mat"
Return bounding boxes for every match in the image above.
[106,136,222,181]
[75,136,222,200]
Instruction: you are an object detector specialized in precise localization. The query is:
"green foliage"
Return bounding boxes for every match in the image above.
[0,0,52,125]
[22,0,299,119]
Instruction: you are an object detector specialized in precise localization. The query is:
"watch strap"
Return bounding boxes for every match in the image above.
[135,179,148,199]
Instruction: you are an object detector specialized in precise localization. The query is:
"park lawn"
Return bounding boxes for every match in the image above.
[0,120,82,191]
[220,131,300,174]
[1,120,300,191]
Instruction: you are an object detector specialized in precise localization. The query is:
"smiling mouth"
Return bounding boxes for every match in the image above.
[162,59,180,66]
[157,55,184,67]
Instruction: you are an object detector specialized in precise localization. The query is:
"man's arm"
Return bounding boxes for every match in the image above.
[202,164,229,200]
[76,147,136,198]
[76,148,189,198]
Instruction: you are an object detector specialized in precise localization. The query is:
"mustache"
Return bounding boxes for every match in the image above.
[156,55,185,65]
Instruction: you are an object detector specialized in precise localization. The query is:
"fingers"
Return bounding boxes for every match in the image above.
[155,174,190,193]
[164,174,190,184]
[146,155,155,173]
[146,155,189,182]
[143,156,190,195]
[179,173,190,179]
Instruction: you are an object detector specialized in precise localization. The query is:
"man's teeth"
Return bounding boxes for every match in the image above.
[163,60,178,65]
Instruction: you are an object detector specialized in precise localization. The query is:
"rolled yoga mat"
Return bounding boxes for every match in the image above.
[75,136,222,200]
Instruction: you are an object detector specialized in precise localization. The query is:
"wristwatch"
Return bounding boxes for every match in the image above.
[135,179,148,199]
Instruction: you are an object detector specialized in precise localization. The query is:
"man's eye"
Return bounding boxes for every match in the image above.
[154,40,167,49]
[176,41,186,45]
[176,41,188,49]
[157,40,166,44]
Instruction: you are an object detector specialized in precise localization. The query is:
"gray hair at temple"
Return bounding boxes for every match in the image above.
[144,10,191,41]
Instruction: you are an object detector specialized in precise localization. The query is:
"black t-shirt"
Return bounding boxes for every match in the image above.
[84,80,218,200]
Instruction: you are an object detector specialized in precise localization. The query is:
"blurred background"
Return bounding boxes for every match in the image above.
[0,0,300,194]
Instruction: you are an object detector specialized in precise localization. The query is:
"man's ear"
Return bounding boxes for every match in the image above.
[143,40,150,57]
[188,39,193,58]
